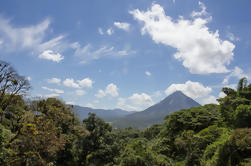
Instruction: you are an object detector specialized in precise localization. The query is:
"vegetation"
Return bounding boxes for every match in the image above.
[0,60,251,165]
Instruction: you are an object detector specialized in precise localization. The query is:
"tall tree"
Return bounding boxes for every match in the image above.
[0,61,30,122]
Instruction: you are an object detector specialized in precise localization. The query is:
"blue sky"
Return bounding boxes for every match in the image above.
[0,0,250,111]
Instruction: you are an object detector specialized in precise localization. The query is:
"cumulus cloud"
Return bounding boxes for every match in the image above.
[39,50,64,62]
[114,22,130,31]
[63,78,80,88]
[105,83,119,97]
[77,78,93,88]
[116,93,153,111]
[47,77,61,85]
[201,95,218,105]
[222,66,248,84]
[165,81,212,99]
[42,86,64,94]
[95,83,119,98]
[145,71,151,76]
[117,97,141,111]
[106,28,113,35]
[129,93,153,106]
[130,3,235,74]
[95,90,106,98]
[75,89,86,96]
[218,91,226,98]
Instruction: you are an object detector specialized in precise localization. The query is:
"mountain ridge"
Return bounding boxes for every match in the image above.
[72,105,135,122]
[112,91,200,129]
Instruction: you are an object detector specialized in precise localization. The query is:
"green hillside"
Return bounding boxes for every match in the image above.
[1,61,251,166]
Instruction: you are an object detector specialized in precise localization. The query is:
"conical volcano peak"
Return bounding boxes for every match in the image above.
[113,90,200,129]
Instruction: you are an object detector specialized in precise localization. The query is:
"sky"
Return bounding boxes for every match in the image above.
[0,0,251,111]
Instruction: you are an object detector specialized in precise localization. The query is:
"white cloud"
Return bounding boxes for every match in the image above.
[42,86,64,94]
[201,95,218,105]
[45,93,60,98]
[129,93,153,106]
[226,32,240,42]
[165,81,212,99]
[130,3,235,74]
[63,78,80,88]
[66,101,75,105]
[222,66,248,84]
[116,97,141,111]
[36,93,60,98]
[95,90,106,98]
[98,28,104,35]
[106,28,113,35]
[38,35,67,53]
[0,16,67,59]
[145,71,151,76]
[75,89,86,96]
[105,83,119,97]
[218,91,226,98]
[26,76,31,81]
[114,22,130,31]
[191,1,208,17]
[71,43,134,64]
[77,78,93,88]
[39,50,64,62]
[47,77,61,85]
[0,16,50,51]
[95,83,119,98]
[116,93,154,111]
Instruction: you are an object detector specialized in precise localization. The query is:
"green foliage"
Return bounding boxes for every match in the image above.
[161,104,220,138]
[80,113,118,166]
[143,124,162,140]
[1,63,251,166]
[0,125,13,166]
[200,128,232,166]
[233,104,251,128]
[115,139,172,166]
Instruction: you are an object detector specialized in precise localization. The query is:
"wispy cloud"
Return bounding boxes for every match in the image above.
[47,77,61,85]
[222,66,248,84]
[42,86,64,94]
[0,15,68,62]
[71,42,135,64]
[114,22,130,31]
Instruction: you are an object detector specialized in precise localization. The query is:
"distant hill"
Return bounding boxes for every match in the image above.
[112,91,200,129]
[72,105,135,122]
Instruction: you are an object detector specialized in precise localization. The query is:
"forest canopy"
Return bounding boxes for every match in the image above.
[0,61,251,166]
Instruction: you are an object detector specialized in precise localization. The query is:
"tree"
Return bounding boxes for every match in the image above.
[0,61,30,122]
[80,113,117,165]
